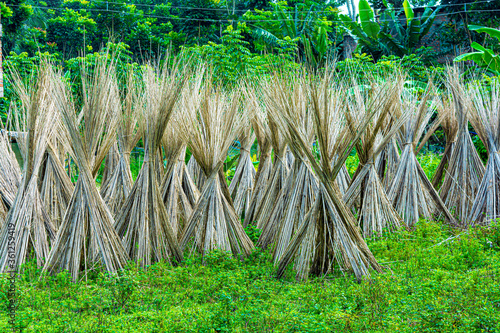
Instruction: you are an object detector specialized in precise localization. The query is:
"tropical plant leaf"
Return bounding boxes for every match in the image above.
[358,0,380,39]
[469,25,500,41]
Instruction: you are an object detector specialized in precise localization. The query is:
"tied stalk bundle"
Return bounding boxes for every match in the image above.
[0,64,57,272]
[44,58,127,281]
[179,74,254,258]
[259,75,318,264]
[439,70,485,223]
[100,70,143,216]
[468,80,500,225]
[228,123,256,218]
[343,79,406,237]
[115,64,184,266]
[274,69,383,281]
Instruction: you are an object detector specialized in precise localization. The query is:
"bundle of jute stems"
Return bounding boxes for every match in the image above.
[0,64,57,272]
[178,73,254,257]
[241,87,273,227]
[258,75,318,264]
[387,85,457,227]
[44,59,128,281]
[378,137,400,190]
[101,143,120,191]
[160,113,200,237]
[229,122,256,218]
[0,128,21,213]
[115,64,184,266]
[100,70,143,216]
[343,80,406,237]
[467,79,500,225]
[431,97,459,188]
[274,69,382,281]
[438,70,485,223]
[247,116,290,229]
[39,138,74,229]
[187,153,206,190]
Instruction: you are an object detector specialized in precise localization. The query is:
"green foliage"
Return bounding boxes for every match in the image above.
[340,0,440,60]
[1,221,500,331]
[454,25,500,75]
[182,23,299,86]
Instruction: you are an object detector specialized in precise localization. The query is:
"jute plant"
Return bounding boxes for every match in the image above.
[259,74,319,264]
[0,120,21,211]
[115,64,184,266]
[439,71,485,223]
[178,74,254,257]
[431,97,459,188]
[387,85,457,227]
[243,85,291,228]
[273,69,383,281]
[160,112,200,237]
[468,79,500,225]
[0,64,57,272]
[343,80,406,237]
[100,70,143,216]
[229,121,256,218]
[241,87,273,227]
[44,59,128,281]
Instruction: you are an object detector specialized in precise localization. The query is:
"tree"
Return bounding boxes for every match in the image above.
[340,0,440,60]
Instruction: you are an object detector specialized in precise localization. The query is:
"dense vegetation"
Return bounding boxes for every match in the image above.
[0,220,499,332]
[2,0,500,331]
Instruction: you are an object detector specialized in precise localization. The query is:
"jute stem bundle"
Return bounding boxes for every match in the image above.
[115,64,184,266]
[439,70,485,223]
[0,126,21,211]
[274,69,382,281]
[343,80,405,237]
[431,97,459,188]
[179,74,254,257]
[245,117,290,228]
[259,75,318,264]
[44,58,127,281]
[229,124,256,218]
[160,114,200,236]
[0,64,57,272]
[241,88,273,227]
[468,79,500,225]
[100,70,143,216]
[387,86,457,227]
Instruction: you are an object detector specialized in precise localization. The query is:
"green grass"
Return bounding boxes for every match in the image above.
[1,220,499,332]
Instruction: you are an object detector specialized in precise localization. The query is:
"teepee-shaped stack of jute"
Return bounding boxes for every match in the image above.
[274,69,382,281]
[39,129,74,229]
[387,86,457,227]
[160,112,200,237]
[438,71,485,223]
[0,64,57,272]
[241,87,273,227]
[0,120,21,212]
[100,70,143,216]
[43,59,127,281]
[115,64,184,266]
[0,132,21,216]
[430,97,459,189]
[467,79,500,225]
[178,74,254,257]
[343,80,406,237]
[243,87,291,228]
[258,75,319,264]
[229,120,256,218]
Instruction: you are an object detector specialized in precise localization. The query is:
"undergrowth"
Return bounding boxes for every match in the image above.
[1,220,499,332]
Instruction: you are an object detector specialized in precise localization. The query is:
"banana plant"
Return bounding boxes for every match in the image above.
[454,25,500,75]
[340,0,439,59]
[246,2,333,67]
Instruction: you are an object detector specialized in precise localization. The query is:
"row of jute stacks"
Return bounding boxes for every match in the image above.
[0,58,498,282]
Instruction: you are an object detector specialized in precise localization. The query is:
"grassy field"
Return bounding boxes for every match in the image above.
[1,220,499,332]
